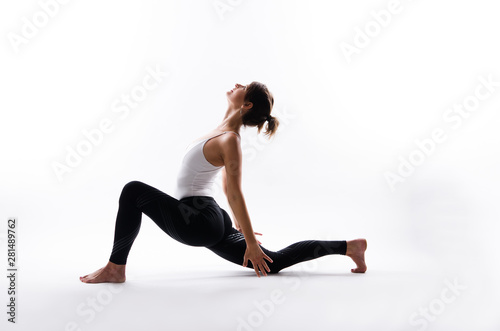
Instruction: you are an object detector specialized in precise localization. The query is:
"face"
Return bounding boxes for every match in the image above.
[226,83,248,108]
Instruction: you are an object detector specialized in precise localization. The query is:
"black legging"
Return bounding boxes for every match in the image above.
[109,181,347,274]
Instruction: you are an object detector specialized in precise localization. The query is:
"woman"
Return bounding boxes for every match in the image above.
[80,81,367,283]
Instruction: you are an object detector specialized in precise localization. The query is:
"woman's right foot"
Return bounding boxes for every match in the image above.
[80,261,126,284]
[346,239,367,273]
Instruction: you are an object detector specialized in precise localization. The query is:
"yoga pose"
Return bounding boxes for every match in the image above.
[80,82,367,283]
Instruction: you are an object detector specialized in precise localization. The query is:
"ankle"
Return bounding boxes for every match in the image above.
[346,241,354,256]
[345,240,360,256]
[107,261,126,271]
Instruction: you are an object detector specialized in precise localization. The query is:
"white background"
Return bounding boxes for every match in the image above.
[1,0,499,330]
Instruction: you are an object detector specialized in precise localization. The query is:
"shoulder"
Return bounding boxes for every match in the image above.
[221,131,240,143]
[219,132,241,159]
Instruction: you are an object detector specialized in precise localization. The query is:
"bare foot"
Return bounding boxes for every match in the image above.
[80,261,126,284]
[346,239,367,273]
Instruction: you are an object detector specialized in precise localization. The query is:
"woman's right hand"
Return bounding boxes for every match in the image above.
[243,243,273,277]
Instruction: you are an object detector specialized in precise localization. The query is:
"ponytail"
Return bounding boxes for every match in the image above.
[242,81,279,139]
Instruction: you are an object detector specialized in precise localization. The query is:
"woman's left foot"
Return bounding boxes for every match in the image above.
[80,261,126,284]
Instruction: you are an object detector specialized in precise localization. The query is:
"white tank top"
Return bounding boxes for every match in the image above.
[174,131,240,200]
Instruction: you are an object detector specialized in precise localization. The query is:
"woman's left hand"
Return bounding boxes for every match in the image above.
[243,243,273,277]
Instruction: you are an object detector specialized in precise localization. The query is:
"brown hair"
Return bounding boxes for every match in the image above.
[242,81,279,138]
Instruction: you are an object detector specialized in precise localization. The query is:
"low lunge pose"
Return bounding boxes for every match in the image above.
[80,82,367,283]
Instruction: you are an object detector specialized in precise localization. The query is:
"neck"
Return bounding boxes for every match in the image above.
[216,105,242,133]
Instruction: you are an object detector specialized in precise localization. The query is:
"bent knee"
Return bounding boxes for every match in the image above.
[119,180,147,203]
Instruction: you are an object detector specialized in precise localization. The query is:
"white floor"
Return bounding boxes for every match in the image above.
[1,185,499,331]
[4,231,499,331]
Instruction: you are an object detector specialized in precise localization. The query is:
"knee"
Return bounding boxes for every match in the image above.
[119,180,145,203]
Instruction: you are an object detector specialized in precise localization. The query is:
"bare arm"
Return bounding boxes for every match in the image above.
[222,163,262,244]
[222,136,258,245]
[222,167,241,231]
[221,134,272,276]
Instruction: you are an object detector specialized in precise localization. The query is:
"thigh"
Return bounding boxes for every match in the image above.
[131,185,225,247]
[174,197,226,246]
[121,181,189,242]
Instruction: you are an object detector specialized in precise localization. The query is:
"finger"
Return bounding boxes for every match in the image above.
[254,266,260,278]
[264,254,274,263]
[242,257,248,267]
[260,265,268,276]
[264,261,271,272]
[254,232,263,236]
